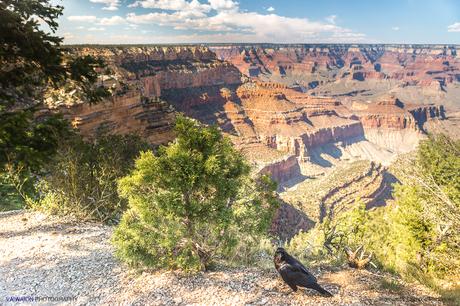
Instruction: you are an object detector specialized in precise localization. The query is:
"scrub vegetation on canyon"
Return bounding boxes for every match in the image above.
[1,1,460,305]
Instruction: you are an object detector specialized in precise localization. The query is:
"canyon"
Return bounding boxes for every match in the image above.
[51,44,458,239]
[211,44,460,108]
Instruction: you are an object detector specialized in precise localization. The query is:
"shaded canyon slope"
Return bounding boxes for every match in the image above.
[52,45,456,239]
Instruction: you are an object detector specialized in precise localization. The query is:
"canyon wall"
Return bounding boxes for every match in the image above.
[59,45,450,166]
[69,46,216,65]
[57,46,242,143]
[210,44,460,109]
[259,155,300,183]
[56,92,175,145]
[141,62,241,97]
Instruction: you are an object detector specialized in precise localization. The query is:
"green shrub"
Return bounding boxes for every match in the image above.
[33,133,148,222]
[0,165,34,211]
[112,116,278,272]
[368,135,460,282]
[220,175,279,268]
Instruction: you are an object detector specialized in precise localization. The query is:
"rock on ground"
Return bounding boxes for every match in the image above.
[0,210,444,305]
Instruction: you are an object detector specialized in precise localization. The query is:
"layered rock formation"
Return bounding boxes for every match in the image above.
[57,93,175,145]
[259,155,301,183]
[68,46,242,97]
[53,45,455,235]
[354,97,445,130]
[58,45,450,157]
[211,44,460,109]
[280,161,394,223]
[56,46,242,143]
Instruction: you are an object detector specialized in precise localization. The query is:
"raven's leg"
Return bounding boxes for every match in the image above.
[288,283,298,292]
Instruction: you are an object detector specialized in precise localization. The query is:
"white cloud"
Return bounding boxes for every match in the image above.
[88,27,106,31]
[63,32,75,40]
[67,15,98,22]
[90,0,120,11]
[66,0,366,43]
[103,6,118,11]
[392,26,400,31]
[325,15,337,24]
[126,6,364,43]
[68,15,126,26]
[267,6,275,12]
[129,0,239,12]
[208,0,238,11]
[129,0,211,14]
[448,22,460,32]
[98,16,126,25]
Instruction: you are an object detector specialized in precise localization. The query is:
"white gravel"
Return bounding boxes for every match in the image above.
[0,210,444,305]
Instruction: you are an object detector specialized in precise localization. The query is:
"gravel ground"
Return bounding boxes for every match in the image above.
[0,210,444,305]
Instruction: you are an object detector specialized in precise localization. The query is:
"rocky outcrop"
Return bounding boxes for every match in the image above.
[259,155,300,183]
[211,44,459,84]
[68,45,242,98]
[53,46,244,144]
[68,46,216,65]
[270,202,315,241]
[57,92,175,145]
[354,97,445,131]
[408,105,446,130]
[280,161,391,222]
[259,122,364,158]
[141,62,241,97]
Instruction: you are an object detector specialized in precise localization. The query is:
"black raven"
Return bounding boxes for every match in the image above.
[274,247,333,297]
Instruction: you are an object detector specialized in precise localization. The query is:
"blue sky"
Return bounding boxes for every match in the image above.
[54,0,460,44]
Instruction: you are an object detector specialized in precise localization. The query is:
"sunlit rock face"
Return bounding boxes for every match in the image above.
[55,45,450,165]
[53,47,447,180]
[53,46,242,144]
[57,93,176,145]
[211,44,460,109]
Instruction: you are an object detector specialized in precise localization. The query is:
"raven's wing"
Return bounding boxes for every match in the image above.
[278,263,301,291]
[279,263,332,296]
[279,262,321,291]
[287,255,317,283]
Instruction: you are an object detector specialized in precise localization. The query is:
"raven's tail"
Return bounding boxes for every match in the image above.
[309,283,333,297]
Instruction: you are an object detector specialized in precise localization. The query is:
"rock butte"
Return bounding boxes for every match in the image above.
[49,44,458,239]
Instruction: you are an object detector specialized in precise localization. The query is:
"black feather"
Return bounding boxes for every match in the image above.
[274,247,333,297]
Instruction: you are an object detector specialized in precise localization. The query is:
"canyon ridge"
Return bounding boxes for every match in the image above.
[47,44,459,239]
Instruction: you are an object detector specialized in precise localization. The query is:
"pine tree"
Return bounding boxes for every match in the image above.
[112,116,278,271]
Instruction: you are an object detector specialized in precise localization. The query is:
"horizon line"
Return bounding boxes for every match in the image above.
[62,43,460,47]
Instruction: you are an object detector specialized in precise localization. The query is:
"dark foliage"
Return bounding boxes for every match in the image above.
[0,0,109,176]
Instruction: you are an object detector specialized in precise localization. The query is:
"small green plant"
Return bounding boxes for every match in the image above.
[379,277,403,292]
[112,115,278,272]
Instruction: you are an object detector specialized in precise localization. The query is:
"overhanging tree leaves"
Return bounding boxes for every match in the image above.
[0,0,109,174]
